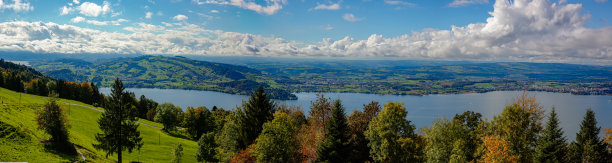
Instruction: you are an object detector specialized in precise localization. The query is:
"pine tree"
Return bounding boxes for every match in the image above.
[237,86,276,148]
[569,109,609,162]
[535,107,567,162]
[93,78,143,163]
[316,100,350,162]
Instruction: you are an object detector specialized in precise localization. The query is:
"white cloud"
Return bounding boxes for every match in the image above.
[342,13,363,22]
[60,6,73,15]
[312,3,341,10]
[70,16,127,26]
[210,9,219,13]
[193,0,286,15]
[73,0,80,5]
[0,0,34,12]
[448,0,489,7]
[1,0,612,64]
[77,1,111,17]
[594,0,607,2]
[384,0,416,7]
[325,24,334,31]
[145,12,153,19]
[71,16,86,23]
[173,14,188,21]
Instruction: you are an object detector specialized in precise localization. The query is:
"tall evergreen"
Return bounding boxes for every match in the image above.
[93,78,143,163]
[535,107,567,162]
[569,109,610,162]
[237,86,276,148]
[316,100,350,162]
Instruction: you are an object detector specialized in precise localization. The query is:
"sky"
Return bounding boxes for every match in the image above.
[0,0,611,64]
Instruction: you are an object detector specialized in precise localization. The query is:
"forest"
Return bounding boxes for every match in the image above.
[1,58,612,162]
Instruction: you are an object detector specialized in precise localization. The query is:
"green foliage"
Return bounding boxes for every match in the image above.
[172,142,183,163]
[236,86,277,148]
[154,102,183,131]
[196,132,217,162]
[215,112,241,162]
[489,96,544,162]
[347,101,380,162]
[183,106,213,139]
[316,100,350,163]
[365,101,424,162]
[137,95,158,120]
[569,109,610,162]
[36,98,71,149]
[424,111,483,163]
[93,78,144,162]
[253,111,299,162]
[535,107,567,163]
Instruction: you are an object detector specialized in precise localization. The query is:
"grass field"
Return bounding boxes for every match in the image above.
[0,88,199,162]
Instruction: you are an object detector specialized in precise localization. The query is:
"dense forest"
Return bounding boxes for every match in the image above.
[1,58,612,162]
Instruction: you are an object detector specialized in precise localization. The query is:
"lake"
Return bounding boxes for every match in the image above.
[100,88,612,140]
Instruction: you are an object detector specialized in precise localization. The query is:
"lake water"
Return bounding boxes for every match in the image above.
[100,88,612,140]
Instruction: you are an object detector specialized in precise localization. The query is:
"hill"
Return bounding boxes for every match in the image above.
[0,87,200,162]
[32,55,297,100]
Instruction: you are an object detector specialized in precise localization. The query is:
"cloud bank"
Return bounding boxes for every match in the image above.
[1,0,611,63]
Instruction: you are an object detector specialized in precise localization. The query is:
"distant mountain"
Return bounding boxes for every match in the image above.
[31,55,297,100]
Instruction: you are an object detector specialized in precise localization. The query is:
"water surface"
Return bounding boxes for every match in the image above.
[100,88,612,140]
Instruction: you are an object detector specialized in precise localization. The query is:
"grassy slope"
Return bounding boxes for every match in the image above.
[0,88,198,162]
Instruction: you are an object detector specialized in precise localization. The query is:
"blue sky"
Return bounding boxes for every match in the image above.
[0,0,611,64]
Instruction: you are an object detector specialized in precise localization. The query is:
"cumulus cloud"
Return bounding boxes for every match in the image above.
[1,0,612,63]
[342,13,363,22]
[0,0,34,12]
[448,0,489,7]
[312,2,341,10]
[77,1,111,17]
[145,12,153,19]
[193,0,286,15]
[172,14,188,21]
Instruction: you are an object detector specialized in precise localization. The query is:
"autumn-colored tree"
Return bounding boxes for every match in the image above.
[481,135,517,163]
[604,128,612,152]
[489,93,544,162]
[231,146,256,163]
[347,101,380,162]
[365,101,424,162]
[296,94,333,162]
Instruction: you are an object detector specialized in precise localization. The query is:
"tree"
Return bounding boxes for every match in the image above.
[535,107,567,162]
[481,135,517,162]
[569,109,609,162]
[253,111,299,162]
[423,111,483,163]
[604,128,612,153]
[137,95,158,119]
[36,98,71,151]
[236,86,277,148]
[172,142,183,163]
[489,93,544,162]
[316,100,350,162]
[183,106,213,139]
[196,132,217,163]
[452,110,482,161]
[155,102,183,131]
[347,101,380,162]
[365,101,424,162]
[93,78,143,163]
[215,112,241,162]
[296,94,333,162]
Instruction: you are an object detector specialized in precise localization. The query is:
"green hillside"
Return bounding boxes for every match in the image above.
[0,87,199,162]
[32,55,297,100]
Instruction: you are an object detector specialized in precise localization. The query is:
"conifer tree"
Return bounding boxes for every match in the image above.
[316,100,350,162]
[93,78,143,163]
[535,107,567,162]
[237,86,276,148]
[569,109,610,162]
